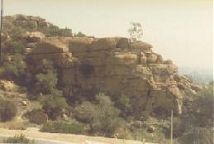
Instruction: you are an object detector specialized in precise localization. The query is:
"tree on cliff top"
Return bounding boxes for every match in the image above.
[128,22,143,42]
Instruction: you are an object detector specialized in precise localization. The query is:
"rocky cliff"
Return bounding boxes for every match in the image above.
[2,14,201,116]
[26,35,191,115]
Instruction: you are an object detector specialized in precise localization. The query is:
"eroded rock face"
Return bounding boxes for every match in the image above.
[28,36,191,115]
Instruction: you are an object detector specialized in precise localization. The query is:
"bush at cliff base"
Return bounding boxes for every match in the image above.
[0,98,17,122]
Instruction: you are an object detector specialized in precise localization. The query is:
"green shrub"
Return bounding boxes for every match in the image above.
[0,99,17,122]
[3,133,35,144]
[193,85,214,127]
[60,27,73,37]
[40,90,68,120]
[128,94,148,119]
[43,25,72,37]
[3,40,26,54]
[75,101,96,123]
[41,121,86,134]
[178,127,213,144]
[3,53,26,80]
[74,31,86,37]
[24,109,48,124]
[35,70,57,94]
[75,93,124,137]
[117,95,131,118]
[8,27,26,40]
[25,59,56,95]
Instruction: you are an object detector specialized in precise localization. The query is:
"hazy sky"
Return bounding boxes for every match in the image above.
[3,0,213,71]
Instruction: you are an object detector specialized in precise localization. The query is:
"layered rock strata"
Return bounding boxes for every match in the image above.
[28,36,183,114]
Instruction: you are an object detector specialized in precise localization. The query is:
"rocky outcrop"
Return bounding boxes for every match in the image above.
[27,37,73,66]
[175,75,202,95]
[24,31,45,43]
[5,14,52,30]
[69,37,185,114]
[3,14,72,38]
[27,36,186,115]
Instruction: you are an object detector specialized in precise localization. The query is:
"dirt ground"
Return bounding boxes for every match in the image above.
[0,127,159,144]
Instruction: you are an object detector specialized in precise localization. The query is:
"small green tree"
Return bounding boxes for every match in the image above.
[128,22,143,42]
[40,90,68,120]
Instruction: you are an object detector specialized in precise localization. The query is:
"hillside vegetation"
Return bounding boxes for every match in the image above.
[0,15,213,144]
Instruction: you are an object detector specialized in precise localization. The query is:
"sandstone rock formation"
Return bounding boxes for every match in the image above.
[27,37,73,66]
[27,36,186,115]
[24,31,45,43]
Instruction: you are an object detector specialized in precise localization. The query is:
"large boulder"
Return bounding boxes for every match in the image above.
[69,37,94,53]
[108,52,138,65]
[175,75,203,95]
[132,65,153,80]
[116,37,129,48]
[150,64,177,77]
[146,53,158,63]
[25,31,45,43]
[129,41,153,53]
[89,38,117,50]
[105,65,133,77]
[32,38,69,54]
[29,53,72,65]
[156,55,163,63]
[28,37,73,67]
[14,14,28,21]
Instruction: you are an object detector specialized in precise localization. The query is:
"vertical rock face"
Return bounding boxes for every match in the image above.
[66,37,182,114]
[28,36,183,115]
